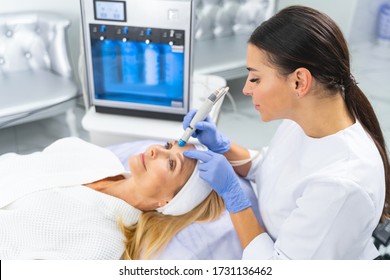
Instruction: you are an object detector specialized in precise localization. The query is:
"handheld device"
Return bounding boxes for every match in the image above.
[178,86,229,147]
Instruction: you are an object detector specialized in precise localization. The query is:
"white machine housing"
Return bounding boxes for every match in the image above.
[80,0,194,121]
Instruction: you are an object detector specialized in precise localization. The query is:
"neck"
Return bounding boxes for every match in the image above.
[84,176,138,207]
[85,176,156,211]
[292,92,354,138]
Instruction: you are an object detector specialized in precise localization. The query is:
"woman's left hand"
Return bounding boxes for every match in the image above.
[183,149,251,213]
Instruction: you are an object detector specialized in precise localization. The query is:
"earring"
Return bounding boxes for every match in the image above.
[296,92,299,97]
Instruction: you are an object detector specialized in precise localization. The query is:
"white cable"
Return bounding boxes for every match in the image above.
[225,90,238,114]
[229,150,261,167]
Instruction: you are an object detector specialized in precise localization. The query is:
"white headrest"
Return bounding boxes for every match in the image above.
[156,143,212,216]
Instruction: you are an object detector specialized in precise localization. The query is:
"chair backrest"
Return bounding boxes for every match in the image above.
[0,12,72,78]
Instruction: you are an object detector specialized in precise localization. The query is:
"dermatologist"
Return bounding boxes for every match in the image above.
[183,5,389,259]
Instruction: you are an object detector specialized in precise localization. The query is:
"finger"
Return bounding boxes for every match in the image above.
[198,161,209,172]
[183,150,213,162]
[191,129,199,138]
[183,109,197,129]
[196,170,209,183]
[200,160,219,173]
[195,121,216,132]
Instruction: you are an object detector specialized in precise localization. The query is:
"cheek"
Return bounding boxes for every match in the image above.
[144,162,170,189]
[148,159,168,177]
[255,79,285,103]
[150,167,184,197]
[133,172,165,200]
[142,172,179,200]
[150,168,168,185]
[252,84,270,104]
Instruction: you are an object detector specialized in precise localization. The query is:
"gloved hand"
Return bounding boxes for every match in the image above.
[183,149,251,213]
[182,109,230,154]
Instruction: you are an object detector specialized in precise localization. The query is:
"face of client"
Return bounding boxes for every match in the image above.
[127,141,196,211]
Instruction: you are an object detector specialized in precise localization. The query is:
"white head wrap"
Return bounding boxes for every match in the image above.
[156,143,212,216]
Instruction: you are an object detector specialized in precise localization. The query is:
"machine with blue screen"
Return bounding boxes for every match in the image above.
[80,0,194,121]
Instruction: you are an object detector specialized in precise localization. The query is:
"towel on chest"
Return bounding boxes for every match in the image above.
[0,137,127,208]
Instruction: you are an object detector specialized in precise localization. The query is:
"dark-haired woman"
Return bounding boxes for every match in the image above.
[183,5,389,259]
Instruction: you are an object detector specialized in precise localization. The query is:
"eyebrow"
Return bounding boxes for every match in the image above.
[246,66,259,72]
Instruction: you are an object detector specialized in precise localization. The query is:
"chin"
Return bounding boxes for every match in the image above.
[260,114,274,123]
[259,113,268,122]
[128,156,137,171]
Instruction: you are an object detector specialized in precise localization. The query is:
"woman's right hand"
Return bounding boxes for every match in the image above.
[182,109,230,153]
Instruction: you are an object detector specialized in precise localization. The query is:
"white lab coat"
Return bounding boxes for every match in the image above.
[243,120,385,259]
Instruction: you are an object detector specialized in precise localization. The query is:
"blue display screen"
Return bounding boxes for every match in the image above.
[91,39,184,108]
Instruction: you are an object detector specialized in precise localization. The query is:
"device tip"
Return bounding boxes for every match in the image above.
[178,139,186,147]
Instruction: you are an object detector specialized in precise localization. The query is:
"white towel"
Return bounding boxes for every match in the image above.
[0,137,130,208]
[0,137,140,259]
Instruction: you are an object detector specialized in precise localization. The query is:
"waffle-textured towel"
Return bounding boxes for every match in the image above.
[0,137,141,259]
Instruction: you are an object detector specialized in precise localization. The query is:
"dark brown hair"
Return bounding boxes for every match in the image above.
[249,5,389,220]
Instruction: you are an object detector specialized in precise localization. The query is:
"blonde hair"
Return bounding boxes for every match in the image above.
[119,191,224,259]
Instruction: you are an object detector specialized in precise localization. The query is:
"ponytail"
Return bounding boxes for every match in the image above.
[344,82,390,220]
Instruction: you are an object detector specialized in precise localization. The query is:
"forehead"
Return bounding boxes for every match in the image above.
[246,44,271,69]
[172,142,195,152]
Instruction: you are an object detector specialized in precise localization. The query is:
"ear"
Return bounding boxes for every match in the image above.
[292,67,312,98]
[156,200,169,208]
[136,198,169,211]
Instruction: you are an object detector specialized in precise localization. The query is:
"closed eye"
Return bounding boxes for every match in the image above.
[165,142,176,170]
[169,159,176,171]
[164,142,173,149]
[249,78,260,83]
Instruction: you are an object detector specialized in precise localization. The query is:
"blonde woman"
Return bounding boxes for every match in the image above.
[0,137,225,260]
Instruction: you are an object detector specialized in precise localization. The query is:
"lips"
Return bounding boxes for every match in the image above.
[140,153,147,170]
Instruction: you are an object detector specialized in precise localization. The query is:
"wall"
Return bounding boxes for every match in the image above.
[1,0,387,94]
[277,0,388,45]
[277,0,359,40]
[348,0,388,45]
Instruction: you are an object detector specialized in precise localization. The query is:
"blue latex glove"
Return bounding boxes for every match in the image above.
[182,109,230,153]
[183,149,251,213]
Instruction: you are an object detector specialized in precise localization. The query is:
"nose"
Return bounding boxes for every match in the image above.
[242,79,253,97]
[149,146,157,159]
[149,145,166,159]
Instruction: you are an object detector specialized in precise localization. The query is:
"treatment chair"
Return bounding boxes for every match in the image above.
[0,12,79,136]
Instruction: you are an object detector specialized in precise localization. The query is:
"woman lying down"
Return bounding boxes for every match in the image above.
[0,137,224,259]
